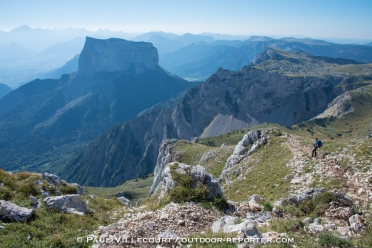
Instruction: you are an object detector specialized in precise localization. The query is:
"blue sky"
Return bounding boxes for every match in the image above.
[1,0,371,39]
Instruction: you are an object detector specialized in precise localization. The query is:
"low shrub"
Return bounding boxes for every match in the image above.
[270,218,303,233]
[318,232,353,247]
[168,164,228,210]
[262,201,273,211]
[58,185,78,195]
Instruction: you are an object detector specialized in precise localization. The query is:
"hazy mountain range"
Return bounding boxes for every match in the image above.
[0,37,196,174]
[2,35,371,186]
[1,26,372,90]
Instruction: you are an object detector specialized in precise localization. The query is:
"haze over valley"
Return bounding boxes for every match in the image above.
[1,1,372,247]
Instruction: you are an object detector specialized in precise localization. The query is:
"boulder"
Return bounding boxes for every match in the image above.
[212,216,261,238]
[42,173,61,185]
[246,211,271,224]
[325,207,353,221]
[157,229,180,247]
[212,216,239,232]
[335,192,353,207]
[349,214,368,232]
[288,188,326,205]
[221,142,228,147]
[116,196,131,207]
[0,200,34,222]
[302,217,313,225]
[69,183,84,195]
[156,162,224,201]
[304,223,324,234]
[44,194,88,215]
[30,196,39,207]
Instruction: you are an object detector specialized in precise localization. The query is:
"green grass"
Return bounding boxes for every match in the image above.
[270,218,304,233]
[223,137,292,202]
[171,140,216,165]
[318,232,353,248]
[0,169,125,247]
[84,175,154,201]
[0,196,124,247]
[200,147,233,178]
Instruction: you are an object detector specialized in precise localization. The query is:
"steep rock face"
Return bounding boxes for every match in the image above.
[63,49,371,186]
[171,66,341,139]
[0,37,192,172]
[79,37,159,74]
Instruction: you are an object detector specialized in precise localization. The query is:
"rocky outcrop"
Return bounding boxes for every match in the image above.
[274,188,327,207]
[149,139,179,196]
[79,37,159,74]
[40,173,84,196]
[222,129,265,173]
[349,214,368,232]
[211,216,261,239]
[44,194,88,215]
[316,91,354,118]
[0,200,34,222]
[42,173,61,185]
[116,196,131,207]
[154,162,223,200]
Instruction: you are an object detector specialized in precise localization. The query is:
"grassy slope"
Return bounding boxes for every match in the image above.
[84,175,154,201]
[224,136,292,202]
[0,170,124,247]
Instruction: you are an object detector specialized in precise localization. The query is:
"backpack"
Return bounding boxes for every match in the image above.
[317,140,323,148]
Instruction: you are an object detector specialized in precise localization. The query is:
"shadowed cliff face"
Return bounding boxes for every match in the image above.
[0,37,192,172]
[61,48,372,187]
[78,37,159,73]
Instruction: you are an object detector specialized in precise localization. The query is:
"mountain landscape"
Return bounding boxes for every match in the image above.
[0,37,195,174]
[58,47,372,187]
[1,19,372,247]
[159,37,372,81]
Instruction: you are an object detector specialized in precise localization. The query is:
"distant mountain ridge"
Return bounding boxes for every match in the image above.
[0,83,12,99]
[60,48,372,186]
[0,37,194,173]
[160,37,372,80]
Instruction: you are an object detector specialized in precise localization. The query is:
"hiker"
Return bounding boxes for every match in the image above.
[311,138,322,157]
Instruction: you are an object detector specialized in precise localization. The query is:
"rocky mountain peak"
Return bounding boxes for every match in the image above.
[78,37,159,74]
[252,47,287,64]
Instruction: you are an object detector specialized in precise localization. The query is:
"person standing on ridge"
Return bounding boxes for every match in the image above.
[311,138,322,157]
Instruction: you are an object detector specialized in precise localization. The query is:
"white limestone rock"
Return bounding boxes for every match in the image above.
[44,194,88,215]
[0,200,34,222]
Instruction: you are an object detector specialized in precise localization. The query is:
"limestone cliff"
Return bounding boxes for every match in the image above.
[61,49,372,186]
[78,37,158,74]
[0,37,192,173]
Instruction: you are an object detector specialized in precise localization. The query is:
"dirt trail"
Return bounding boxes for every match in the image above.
[283,134,371,206]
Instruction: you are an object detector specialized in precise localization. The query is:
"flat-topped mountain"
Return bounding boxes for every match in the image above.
[0,37,194,172]
[79,37,159,73]
[61,48,372,186]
